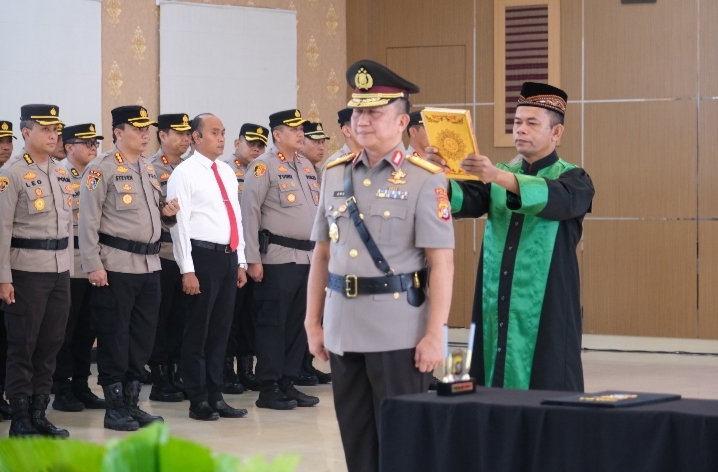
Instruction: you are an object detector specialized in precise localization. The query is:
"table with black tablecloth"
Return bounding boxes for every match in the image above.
[379,387,718,472]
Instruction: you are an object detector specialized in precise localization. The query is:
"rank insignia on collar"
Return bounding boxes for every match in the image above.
[161,155,169,165]
[70,168,80,178]
[23,154,34,165]
[234,159,242,168]
[277,152,286,162]
[391,150,404,166]
[55,168,67,175]
[278,166,288,172]
[24,172,36,180]
[377,188,408,199]
[117,166,128,173]
[160,173,170,180]
[388,168,407,185]
[115,153,124,164]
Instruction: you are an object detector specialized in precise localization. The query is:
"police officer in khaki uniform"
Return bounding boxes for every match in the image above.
[241,109,320,410]
[306,61,455,472]
[52,123,106,412]
[406,111,429,159]
[0,119,15,421]
[302,122,329,181]
[147,113,192,403]
[222,123,268,393]
[0,104,72,437]
[326,108,361,164]
[0,120,15,168]
[79,105,180,431]
[50,123,66,160]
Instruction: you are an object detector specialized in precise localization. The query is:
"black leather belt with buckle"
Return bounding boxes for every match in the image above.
[328,269,427,299]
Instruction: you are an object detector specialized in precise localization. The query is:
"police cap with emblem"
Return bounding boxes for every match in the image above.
[268,109,307,128]
[408,111,423,127]
[0,121,16,140]
[337,108,353,127]
[346,60,420,108]
[20,104,63,126]
[157,113,191,131]
[62,123,104,142]
[240,123,269,145]
[516,82,568,116]
[304,122,330,141]
[111,105,157,128]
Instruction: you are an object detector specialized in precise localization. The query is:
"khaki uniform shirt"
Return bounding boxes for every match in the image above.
[221,155,249,205]
[241,146,320,265]
[79,146,164,274]
[310,144,455,355]
[325,143,352,167]
[0,150,73,282]
[149,149,181,261]
[60,158,86,279]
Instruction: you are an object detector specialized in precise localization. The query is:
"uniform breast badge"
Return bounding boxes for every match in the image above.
[24,172,36,180]
[34,198,45,211]
[329,220,339,243]
[122,184,132,191]
[36,188,45,196]
[376,187,408,200]
[286,193,296,203]
[116,166,129,173]
[388,168,407,185]
[122,194,133,205]
[278,166,288,172]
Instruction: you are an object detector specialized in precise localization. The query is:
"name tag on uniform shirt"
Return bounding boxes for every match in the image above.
[333,191,346,197]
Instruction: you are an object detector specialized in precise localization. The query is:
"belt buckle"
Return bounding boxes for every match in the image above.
[345,196,357,206]
[413,271,420,288]
[345,275,358,298]
[225,245,231,253]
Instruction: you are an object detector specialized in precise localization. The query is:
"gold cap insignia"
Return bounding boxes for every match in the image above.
[1,122,7,131]
[183,115,189,124]
[317,124,323,131]
[355,67,373,90]
[294,110,300,118]
[50,108,57,116]
[140,108,148,118]
[257,127,263,135]
[89,125,95,132]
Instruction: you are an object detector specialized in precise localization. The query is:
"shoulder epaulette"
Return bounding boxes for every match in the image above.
[325,153,355,170]
[23,153,34,165]
[407,154,442,174]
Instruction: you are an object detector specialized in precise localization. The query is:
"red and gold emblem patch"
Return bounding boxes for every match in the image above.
[254,163,267,178]
[0,177,9,193]
[86,170,102,191]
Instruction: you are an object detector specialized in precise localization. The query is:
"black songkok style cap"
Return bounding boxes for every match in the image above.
[158,113,191,131]
[346,59,420,108]
[62,123,104,142]
[516,82,568,116]
[240,123,269,145]
[0,120,16,139]
[268,109,307,128]
[111,105,157,128]
[408,111,423,127]
[303,122,330,140]
[20,104,63,126]
[337,108,353,127]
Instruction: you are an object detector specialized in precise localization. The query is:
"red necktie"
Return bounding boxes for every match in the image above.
[211,162,239,251]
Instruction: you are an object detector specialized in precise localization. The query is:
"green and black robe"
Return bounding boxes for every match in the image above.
[450,151,594,392]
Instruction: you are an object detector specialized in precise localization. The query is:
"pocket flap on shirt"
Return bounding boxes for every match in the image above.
[369,202,408,220]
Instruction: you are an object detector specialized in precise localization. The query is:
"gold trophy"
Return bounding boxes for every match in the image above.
[437,323,477,396]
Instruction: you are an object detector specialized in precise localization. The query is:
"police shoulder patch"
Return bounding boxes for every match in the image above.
[324,153,355,170]
[407,155,442,174]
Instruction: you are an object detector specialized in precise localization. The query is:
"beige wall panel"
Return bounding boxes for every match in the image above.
[700,1,718,97]
[387,46,466,106]
[559,103,581,166]
[584,101,696,218]
[585,0,697,100]
[476,0,494,103]
[698,100,718,218]
[583,220,697,338]
[699,222,718,339]
[475,105,524,164]
[560,0,582,102]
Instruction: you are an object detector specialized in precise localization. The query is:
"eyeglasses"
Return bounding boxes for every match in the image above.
[68,140,100,149]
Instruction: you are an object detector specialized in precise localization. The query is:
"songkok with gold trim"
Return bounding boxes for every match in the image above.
[20,104,63,126]
[0,120,16,139]
[303,122,330,141]
[346,59,420,108]
[337,108,353,127]
[240,123,269,146]
[408,111,423,127]
[111,105,157,128]
[516,82,568,116]
[62,123,104,142]
[268,109,307,128]
[158,113,191,131]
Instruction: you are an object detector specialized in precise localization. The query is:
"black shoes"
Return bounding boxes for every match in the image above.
[149,364,184,402]
[52,379,85,412]
[31,395,70,438]
[211,399,247,418]
[169,362,189,400]
[72,377,106,409]
[279,378,320,407]
[102,383,139,431]
[222,357,244,395]
[238,355,261,391]
[303,352,332,384]
[255,381,298,410]
[8,397,40,437]
[293,370,319,387]
[123,380,163,427]
[189,401,220,421]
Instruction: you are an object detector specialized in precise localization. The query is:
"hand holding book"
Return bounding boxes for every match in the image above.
[420,108,480,181]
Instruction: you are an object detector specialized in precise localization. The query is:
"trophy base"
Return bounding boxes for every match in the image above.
[436,378,476,396]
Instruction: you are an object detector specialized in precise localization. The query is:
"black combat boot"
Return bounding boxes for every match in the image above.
[293,368,319,387]
[238,355,261,391]
[302,351,332,384]
[188,401,219,421]
[0,387,12,420]
[102,382,139,431]
[149,365,184,402]
[279,377,320,407]
[222,357,244,394]
[123,380,163,427]
[210,398,248,418]
[52,379,85,412]
[8,396,40,437]
[31,395,69,438]
[169,362,189,400]
[71,377,106,409]
[255,380,297,410]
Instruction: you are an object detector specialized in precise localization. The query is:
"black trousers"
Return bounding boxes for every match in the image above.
[91,271,161,386]
[148,257,186,366]
[3,270,71,398]
[0,316,6,391]
[181,247,237,404]
[226,277,256,359]
[254,263,309,382]
[330,349,431,472]
[53,278,95,381]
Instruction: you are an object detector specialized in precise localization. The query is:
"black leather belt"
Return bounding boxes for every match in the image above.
[191,239,234,253]
[328,269,427,299]
[11,237,69,251]
[74,236,79,250]
[98,233,161,255]
[160,231,173,243]
[262,230,315,251]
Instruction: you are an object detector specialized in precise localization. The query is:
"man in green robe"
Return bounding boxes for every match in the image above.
[430,82,594,391]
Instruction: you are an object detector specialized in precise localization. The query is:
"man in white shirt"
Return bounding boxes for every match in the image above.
[167,113,248,421]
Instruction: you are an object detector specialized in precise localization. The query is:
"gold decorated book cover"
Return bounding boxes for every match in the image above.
[421,108,479,181]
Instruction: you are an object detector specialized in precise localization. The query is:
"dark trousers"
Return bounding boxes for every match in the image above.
[254,263,309,382]
[0,316,6,391]
[226,277,256,358]
[53,278,95,381]
[91,271,161,386]
[181,247,237,404]
[330,349,431,472]
[3,270,71,398]
[148,257,186,366]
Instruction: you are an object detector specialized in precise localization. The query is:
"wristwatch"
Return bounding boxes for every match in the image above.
[239,263,248,270]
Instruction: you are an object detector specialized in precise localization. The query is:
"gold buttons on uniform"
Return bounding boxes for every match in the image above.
[393,293,399,299]
[383,210,391,218]
[333,211,338,217]
[339,204,347,213]
[363,179,371,187]
[349,249,358,258]
[360,213,364,219]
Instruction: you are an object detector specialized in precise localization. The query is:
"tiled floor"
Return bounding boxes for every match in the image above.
[3,351,718,472]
